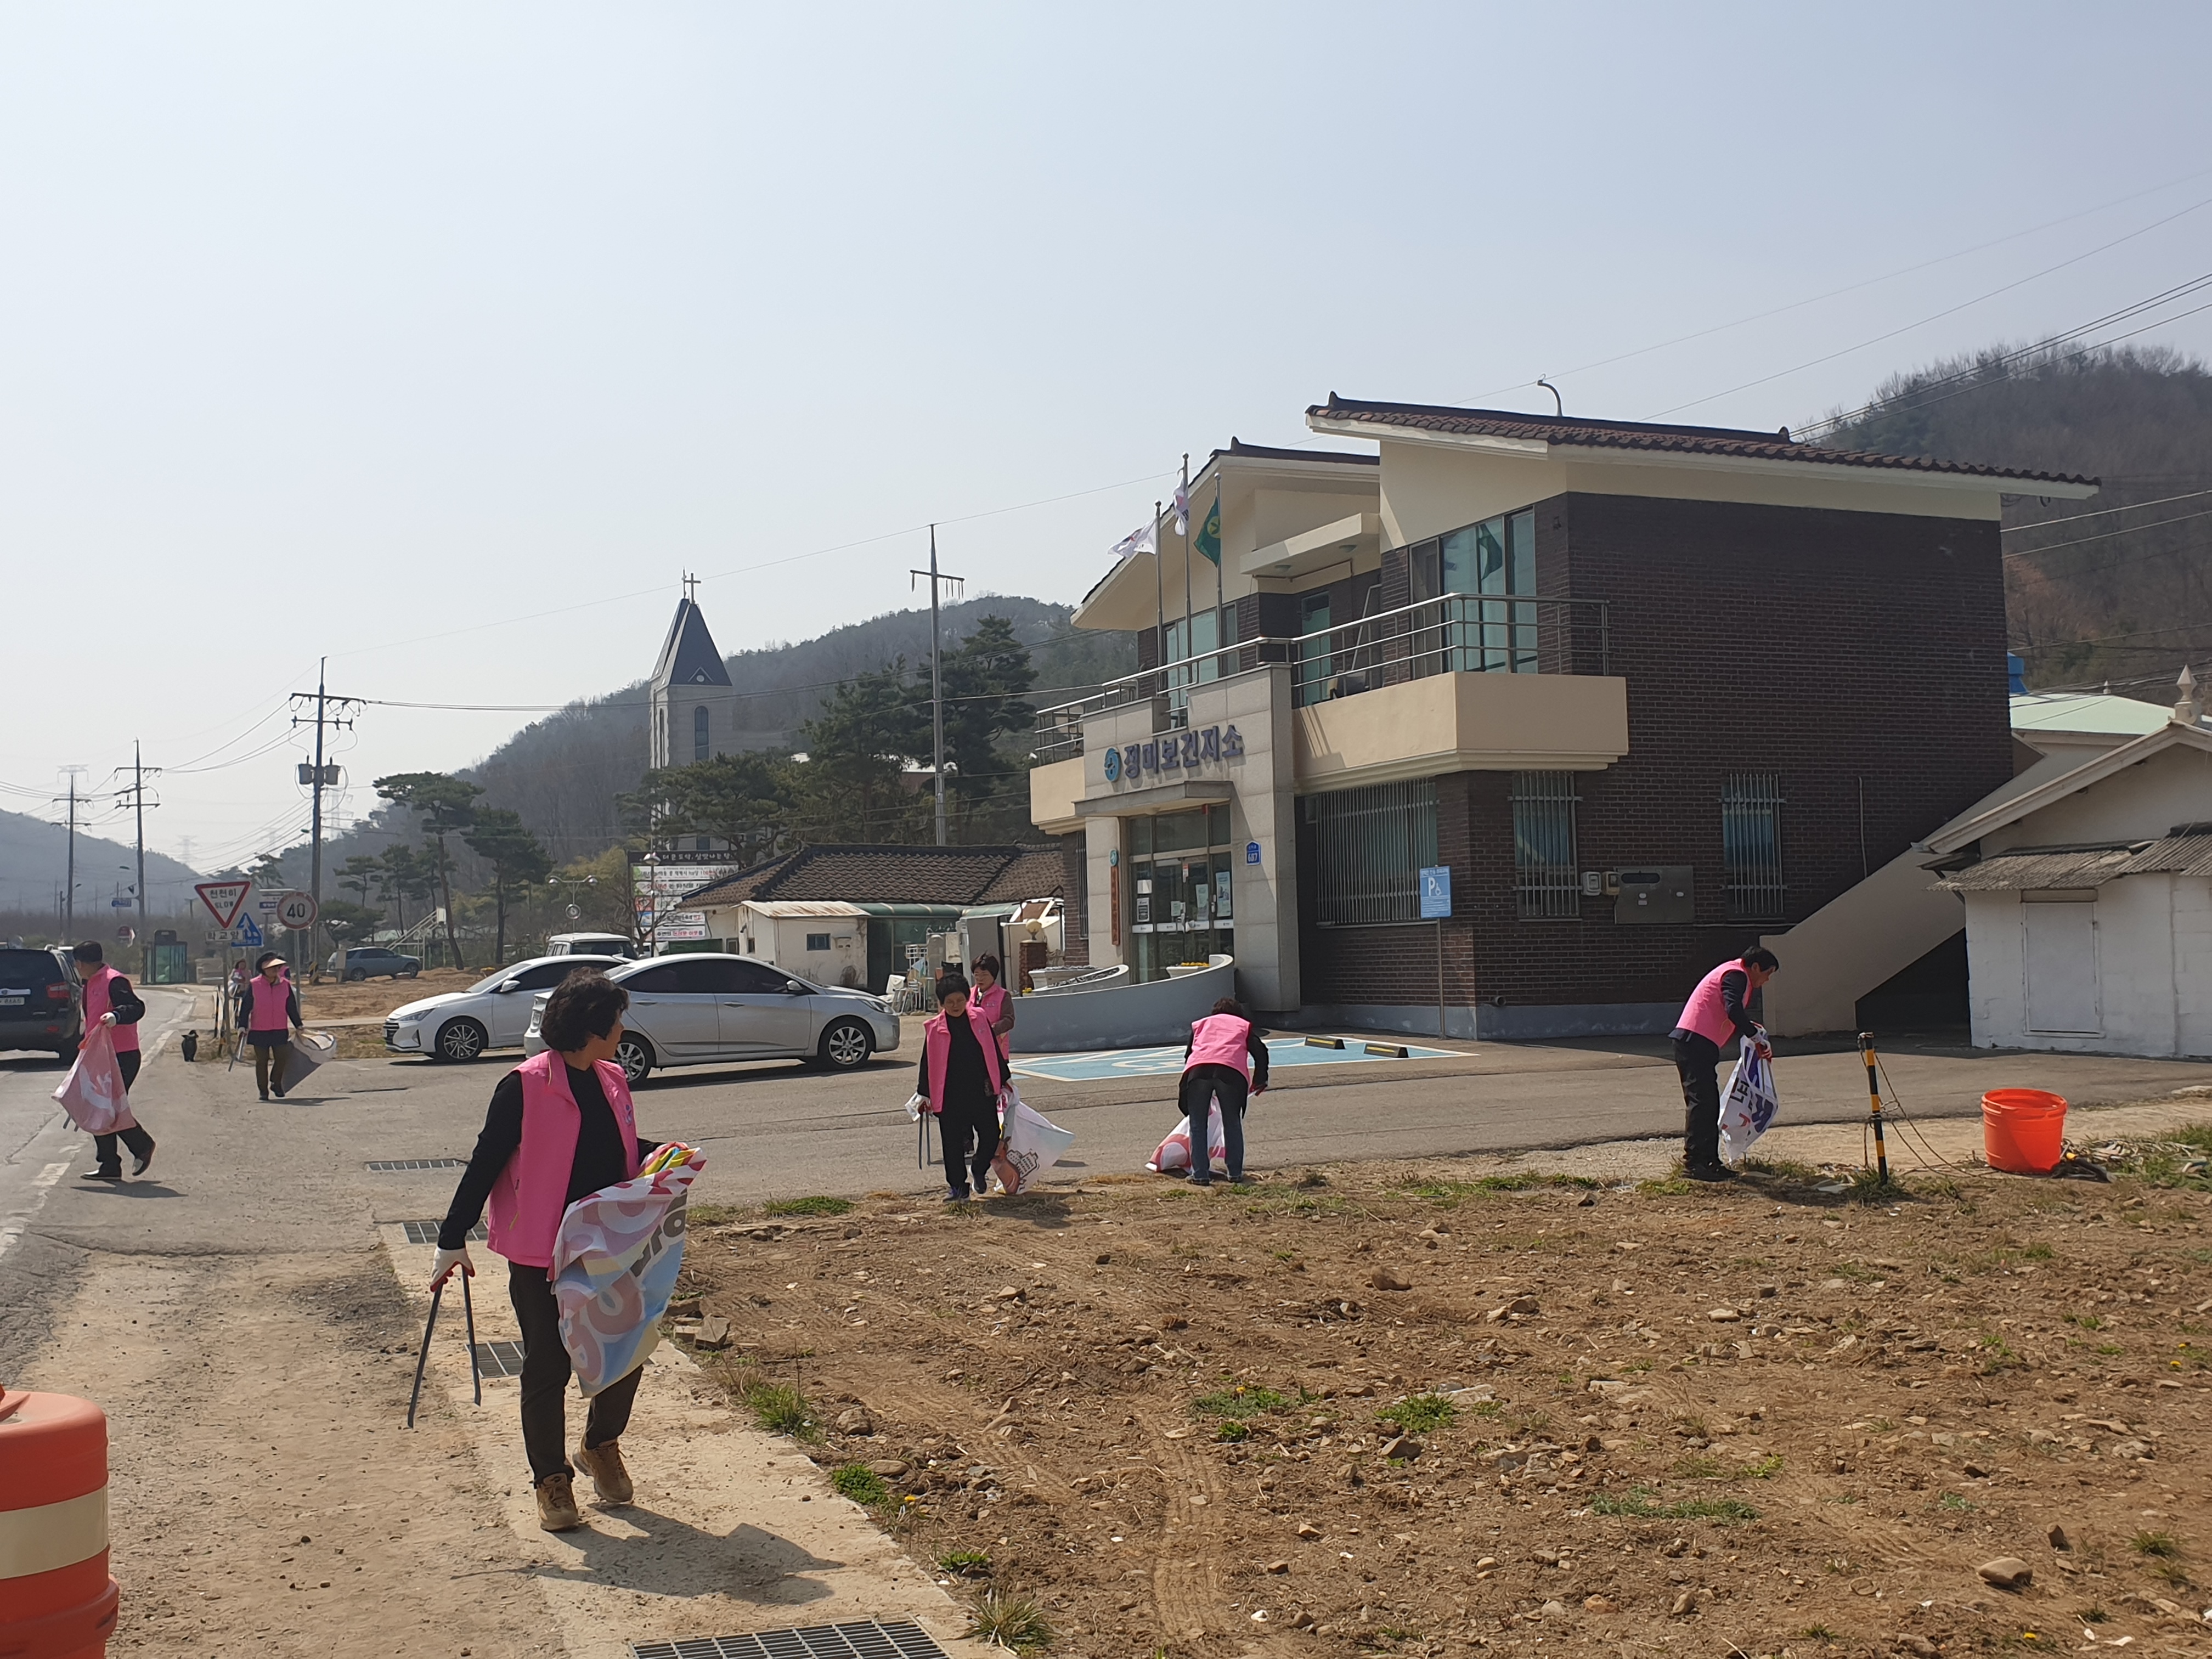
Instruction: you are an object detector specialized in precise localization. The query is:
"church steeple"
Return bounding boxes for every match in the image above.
[648,582,733,771]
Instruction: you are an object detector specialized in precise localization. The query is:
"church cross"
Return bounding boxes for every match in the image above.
[682,571,700,602]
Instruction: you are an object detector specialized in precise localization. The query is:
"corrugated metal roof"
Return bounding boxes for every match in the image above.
[2118,831,2212,879]
[1936,844,2143,893]
[737,901,871,918]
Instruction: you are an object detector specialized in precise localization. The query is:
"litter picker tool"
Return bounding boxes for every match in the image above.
[406,1271,483,1429]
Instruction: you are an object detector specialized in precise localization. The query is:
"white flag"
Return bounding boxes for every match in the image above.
[1171,483,1189,538]
[1110,520,1159,561]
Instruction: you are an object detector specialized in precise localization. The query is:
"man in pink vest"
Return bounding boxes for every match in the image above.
[432,970,661,1532]
[1178,996,1269,1187]
[74,941,155,1181]
[915,973,1005,1203]
[1670,948,1779,1181]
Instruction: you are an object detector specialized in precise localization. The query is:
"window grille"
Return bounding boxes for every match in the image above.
[1306,780,1437,925]
[1511,772,1581,919]
[1722,773,1786,919]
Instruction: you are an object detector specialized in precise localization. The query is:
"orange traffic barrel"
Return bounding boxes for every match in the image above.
[0,1390,118,1659]
[1982,1088,2068,1175]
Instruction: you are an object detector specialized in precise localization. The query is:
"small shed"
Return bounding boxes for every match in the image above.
[726,901,869,987]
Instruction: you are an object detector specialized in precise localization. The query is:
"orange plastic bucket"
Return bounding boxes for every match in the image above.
[1982,1088,2068,1175]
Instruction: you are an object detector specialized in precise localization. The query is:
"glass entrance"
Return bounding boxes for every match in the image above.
[1127,804,1235,983]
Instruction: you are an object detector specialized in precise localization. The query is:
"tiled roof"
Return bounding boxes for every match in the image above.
[975,848,1071,905]
[686,844,1066,910]
[1308,394,2098,488]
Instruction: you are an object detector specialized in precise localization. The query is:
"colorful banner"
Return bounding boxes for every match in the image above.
[551,1144,704,1396]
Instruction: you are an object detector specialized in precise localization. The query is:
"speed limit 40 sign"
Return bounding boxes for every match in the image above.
[274,891,319,931]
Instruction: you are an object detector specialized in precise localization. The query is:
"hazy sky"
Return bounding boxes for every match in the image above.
[6,2,2211,874]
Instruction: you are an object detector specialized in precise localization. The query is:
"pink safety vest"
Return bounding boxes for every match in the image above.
[246,974,294,1032]
[81,966,140,1056]
[1678,960,1754,1047]
[486,1050,640,1269]
[970,981,1011,1050]
[922,1007,1005,1113]
[1185,1013,1254,1081]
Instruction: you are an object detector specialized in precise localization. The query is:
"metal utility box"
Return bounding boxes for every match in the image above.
[1613,866,1693,924]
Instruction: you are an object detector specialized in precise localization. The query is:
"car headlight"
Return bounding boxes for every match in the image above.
[397,1009,430,1023]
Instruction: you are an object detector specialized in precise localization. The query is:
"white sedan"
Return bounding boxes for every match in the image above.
[383,955,625,1062]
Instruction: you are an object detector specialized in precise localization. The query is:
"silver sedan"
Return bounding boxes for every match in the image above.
[523,953,899,1084]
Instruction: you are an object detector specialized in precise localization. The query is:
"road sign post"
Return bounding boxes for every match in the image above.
[274,891,319,933]
[1418,865,1452,1040]
[195,880,255,931]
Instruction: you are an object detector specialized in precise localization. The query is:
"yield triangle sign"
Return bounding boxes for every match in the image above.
[195,880,255,929]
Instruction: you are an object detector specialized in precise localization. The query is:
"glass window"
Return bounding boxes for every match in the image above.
[1512,772,1581,921]
[693,704,709,762]
[1153,809,1211,853]
[805,932,832,951]
[1723,774,1787,919]
[1306,780,1438,925]
[1295,590,1333,707]
[620,963,684,994]
[1418,511,1541,675]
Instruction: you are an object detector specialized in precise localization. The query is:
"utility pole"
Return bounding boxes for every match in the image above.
[119,743,160,963]
[57,766,87,943]
[910,526,964,847]
[290,661,360,979]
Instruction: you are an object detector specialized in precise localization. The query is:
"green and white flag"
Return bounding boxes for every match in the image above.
[1193,485,1222,565]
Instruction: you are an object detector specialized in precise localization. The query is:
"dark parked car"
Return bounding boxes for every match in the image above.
[326,946,422,982]
[0,946,83,1060]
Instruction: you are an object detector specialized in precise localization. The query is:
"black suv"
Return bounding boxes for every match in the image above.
[327,946,423,981]
[0,946,83,1060]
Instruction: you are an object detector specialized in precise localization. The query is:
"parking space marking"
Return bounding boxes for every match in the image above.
[1011,1035,1458,1084]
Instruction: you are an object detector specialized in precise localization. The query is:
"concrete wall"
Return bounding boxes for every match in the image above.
[1009,956,1234,1052]
[1983,743,2212,854]
[1757,850,1964,1037]
[1963,879,2212,1059]
[1029,757,1085,836]
[1293,668,1629,791]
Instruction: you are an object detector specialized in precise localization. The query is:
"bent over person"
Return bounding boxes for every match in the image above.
[433,970,660,1532]
[1670,947,1778,1181]
[1178,996,1269,1187]
[75,941,155,1180]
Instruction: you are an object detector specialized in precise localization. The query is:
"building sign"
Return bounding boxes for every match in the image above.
[1101,723,1244,783]
[1419,865,1453,919]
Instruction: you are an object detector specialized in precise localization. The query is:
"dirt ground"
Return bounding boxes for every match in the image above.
[300,968,475,1023]
[677,1131,2212,1658]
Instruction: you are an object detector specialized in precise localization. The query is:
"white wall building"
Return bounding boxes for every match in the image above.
[1926,679,2212,1058]
[719,900,870,986]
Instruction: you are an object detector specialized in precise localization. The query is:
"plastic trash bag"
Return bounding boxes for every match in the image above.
[1717,1037,1779,1165]
[902,1091,929,1122]
[991,1101,1075,1195]
[1147,1103,1227,1176]
[552,1144,704,1397]
[54,1024,137,1135]
[286,1029,337,1087]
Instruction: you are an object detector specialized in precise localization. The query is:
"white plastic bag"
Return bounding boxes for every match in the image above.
[902,1091,929,1122]
[1147,1103,1227,1175]
[286,1029,336,1087]
[1717,1038,1779,1165]
[54,1024,137,1135]
[991,1102,1075,1195]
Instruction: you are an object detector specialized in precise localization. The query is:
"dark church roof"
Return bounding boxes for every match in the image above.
[652,598,733,691]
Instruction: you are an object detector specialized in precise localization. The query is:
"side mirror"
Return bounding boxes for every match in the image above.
[497,980,522,995]
[784,981,809,995]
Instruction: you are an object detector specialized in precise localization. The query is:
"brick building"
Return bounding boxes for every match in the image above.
[1030,400,2096,1037]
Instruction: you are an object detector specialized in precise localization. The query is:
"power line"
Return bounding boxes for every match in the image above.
[2000,486,2212,534]
[2002,505,2212,560]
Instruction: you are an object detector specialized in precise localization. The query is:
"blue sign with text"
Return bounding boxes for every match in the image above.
[1418,865,1452,919]
[1102,723,1244,782]
[1245,841,1261,865]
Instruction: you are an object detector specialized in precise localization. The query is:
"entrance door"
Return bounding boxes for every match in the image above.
[2024,900,2100,1035]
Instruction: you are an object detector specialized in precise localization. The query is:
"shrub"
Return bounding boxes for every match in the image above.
[966,1589,1052,1652]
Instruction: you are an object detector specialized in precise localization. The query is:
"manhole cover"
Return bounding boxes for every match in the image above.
[473,1341,527,1379]
[399,1221,486,1245]
[366,1159,466,1172]
[631,1623,949,1659]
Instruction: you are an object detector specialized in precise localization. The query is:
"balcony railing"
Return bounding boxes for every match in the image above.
[1031,593,1610,763]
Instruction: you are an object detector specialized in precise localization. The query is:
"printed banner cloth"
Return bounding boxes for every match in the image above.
[1147,1102,1227,1176]
[1717,1038,1780,1166]
[551,1146,703,1397]
[990,1089,1075,1195]
[54,1024,137,1136]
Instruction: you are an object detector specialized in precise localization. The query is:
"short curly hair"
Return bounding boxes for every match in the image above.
[539,969,629,1052]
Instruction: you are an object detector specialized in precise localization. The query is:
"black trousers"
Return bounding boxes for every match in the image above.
[1672,1032,1723,1170]
[936,1096,999,1196]
[1180,1064,1248,1182]
[92,1051,154,1173]
[509,1261,644,1486]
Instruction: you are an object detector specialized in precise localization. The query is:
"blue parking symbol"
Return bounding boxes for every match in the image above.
[1418,865,1451,919]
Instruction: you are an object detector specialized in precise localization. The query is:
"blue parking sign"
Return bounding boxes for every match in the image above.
[1418,865,1452,919]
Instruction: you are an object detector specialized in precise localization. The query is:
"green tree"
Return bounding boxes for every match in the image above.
[373,772,483,968]
[793,663,930,843]
[462,807,552,964]
[935,614,1036,839]
[320,900,386,949]
[337,854,382,910]
[622,751,797,860]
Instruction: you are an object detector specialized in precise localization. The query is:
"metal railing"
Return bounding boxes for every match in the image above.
[1030,592,1610,763]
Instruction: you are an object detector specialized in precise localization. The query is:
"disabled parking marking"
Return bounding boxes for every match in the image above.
[1011,1035,1457,1083]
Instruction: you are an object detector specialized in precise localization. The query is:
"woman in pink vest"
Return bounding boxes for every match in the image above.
[969,952,1016,1061]
[915,972,1005,1202]
[242,952,304,1099]
[73,941,156,1181]
[1669,948,1779,1181]
[431,970,661,1533]
[1178,997,1269,1188]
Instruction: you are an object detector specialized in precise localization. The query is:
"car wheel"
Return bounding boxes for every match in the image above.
[817,1018,874,1071]
[404,968,420,979]
[434,1018,488,1062]
[615,1033,656,1085]
[346,968,367,982]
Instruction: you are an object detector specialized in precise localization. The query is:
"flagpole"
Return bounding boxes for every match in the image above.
[1180,453,1193,699]
[1211,467,1224,665]
[1152,499,1165,695]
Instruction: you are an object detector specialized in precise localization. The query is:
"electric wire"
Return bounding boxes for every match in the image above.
[2000,486,2212,534]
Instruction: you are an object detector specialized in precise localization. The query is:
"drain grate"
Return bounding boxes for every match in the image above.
[366,1158,466,1172]
[631,1623,949,1659]
[399,1220,486,1245]
[473,1341,527,1379]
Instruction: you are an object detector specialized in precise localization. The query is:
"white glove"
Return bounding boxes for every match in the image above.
[431,1245,475,1287]
[98,1012,117,1027]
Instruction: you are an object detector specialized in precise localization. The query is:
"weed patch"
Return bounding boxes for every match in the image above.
[831,1464,891,1506]
[1379,1393,1459,1434]
[764,1195,854,1217]
[966,1589,1052,1652]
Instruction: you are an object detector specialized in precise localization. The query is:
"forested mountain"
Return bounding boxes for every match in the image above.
[0,807,205,932]
[1816,344,2212,698]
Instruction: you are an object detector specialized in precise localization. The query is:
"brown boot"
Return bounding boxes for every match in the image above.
[574,1439,633,1505]
[535,1471,582,1531]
